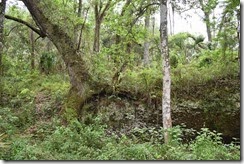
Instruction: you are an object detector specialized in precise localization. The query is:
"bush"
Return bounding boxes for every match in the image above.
[189,128,240,160]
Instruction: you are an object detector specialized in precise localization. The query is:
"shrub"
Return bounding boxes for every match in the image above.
[189,128,240,160]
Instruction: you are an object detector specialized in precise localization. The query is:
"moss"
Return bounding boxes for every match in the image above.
[62,90,83,122]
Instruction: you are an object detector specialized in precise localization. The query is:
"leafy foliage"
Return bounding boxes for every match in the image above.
[2,118,240,160]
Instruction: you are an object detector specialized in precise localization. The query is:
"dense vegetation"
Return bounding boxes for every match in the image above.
[0,0,240,160]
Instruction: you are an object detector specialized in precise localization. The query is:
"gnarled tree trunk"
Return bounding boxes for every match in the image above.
[22,0,92,111]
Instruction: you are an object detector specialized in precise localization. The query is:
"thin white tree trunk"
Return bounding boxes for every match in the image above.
[160,0,172,144]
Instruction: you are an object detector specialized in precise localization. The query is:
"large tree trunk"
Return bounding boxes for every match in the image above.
[22,0,92,110]
[0,0,6,104]
[160,0,172,144]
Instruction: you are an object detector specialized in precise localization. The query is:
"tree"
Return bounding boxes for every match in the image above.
[171,0,218,42]
[113,0,158,53]
[29,29,35,70]
[160,0,172,144]
[198,0,218,42]
[74,0,89,51]
[92,0,113,53]
[21,0,93,111]
[169,32,206,63]
[7,0,158,115]
[143,10,150,66]
[0,0,6,103]
[5,7,46,71]
[217,0,240,62]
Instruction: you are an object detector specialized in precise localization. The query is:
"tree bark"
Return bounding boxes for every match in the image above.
[75,0,88,51]
[93,18,101,52]
[30,29,35,70]
[77,7,89,51]
[205,12,212,42]
[160,0,172,144]
[22,0,92,110]
[77,0,82,17]
[5,15,46,37]
[199,0,212,42]
[0,0,6,104]
[152,17,155,36]
[236,8,240,71]
[93,0,112,53]
[143,12,150,66]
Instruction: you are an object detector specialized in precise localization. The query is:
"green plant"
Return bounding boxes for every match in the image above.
[189,128,240,160]
[40,52,56,74]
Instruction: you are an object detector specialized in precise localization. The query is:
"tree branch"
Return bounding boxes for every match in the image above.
[5,14,46,37]
[121,0,132,16]
[132,2,159,26]
[5,25,20,36]
[100,0,112,20]
[77,7,89,50]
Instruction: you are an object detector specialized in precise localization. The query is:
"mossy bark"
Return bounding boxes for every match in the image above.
[22,0,92,115]
[0,0,6,104]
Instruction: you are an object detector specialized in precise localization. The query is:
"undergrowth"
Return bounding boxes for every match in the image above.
[0,49,240,160]
[1,117,240,160]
